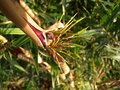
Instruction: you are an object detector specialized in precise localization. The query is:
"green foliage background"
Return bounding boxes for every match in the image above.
[0,0,120,89]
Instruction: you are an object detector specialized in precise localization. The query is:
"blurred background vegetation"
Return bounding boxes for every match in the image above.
[0,0,120,89]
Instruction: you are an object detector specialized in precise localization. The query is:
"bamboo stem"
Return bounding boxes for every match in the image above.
[0,0,65,48]
[0,0,45,48]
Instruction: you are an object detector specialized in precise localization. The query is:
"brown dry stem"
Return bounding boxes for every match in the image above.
[19,0,41,25]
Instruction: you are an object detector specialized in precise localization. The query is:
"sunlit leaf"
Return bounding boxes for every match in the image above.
[5,51,28,74]
[0,28,25,35]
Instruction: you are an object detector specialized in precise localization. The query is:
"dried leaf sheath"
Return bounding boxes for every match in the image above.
[52,50,70,75]
[0,35,9,53]
[11,47,51,73]
[0,35,8,43]
[23,18,46,47]
[19,0,41,25]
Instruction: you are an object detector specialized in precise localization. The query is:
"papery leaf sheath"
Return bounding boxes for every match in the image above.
[52,50,70,75]
[24,18,46,46]
[55,52,64,62]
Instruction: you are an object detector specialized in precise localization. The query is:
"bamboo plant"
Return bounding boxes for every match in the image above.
[0,0,120,89]
[0,0,88,88]
[0,0,75,87]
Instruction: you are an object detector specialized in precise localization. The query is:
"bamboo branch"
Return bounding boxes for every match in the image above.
[0,0,45,48]
[0,0,65,48]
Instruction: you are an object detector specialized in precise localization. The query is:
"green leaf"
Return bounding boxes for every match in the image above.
[5,51,28,74]
[61,43,84,48]
[59,49,81,59]
[0,28,25,35]
[103,5,120,29]
[30,42,40,74]
[39,13,56,23]
[0,15,9,21]
[64,29,103,39]
[59,13,77,34]
[13,36,30,47]
[65,27,88,39]
[60,16,85,35]
[111,55,120,61]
